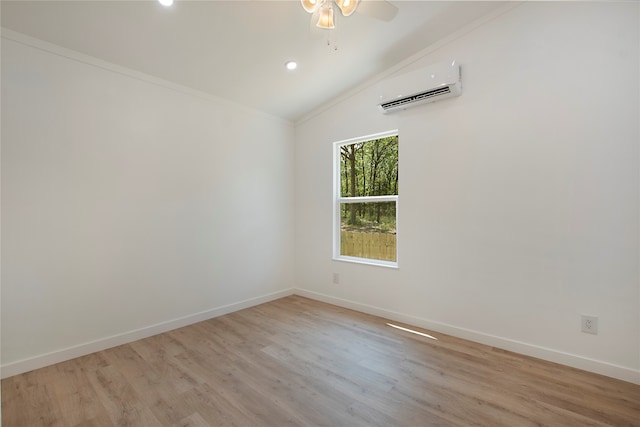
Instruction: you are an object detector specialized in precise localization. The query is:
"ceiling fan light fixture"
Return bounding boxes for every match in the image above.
[316,5,335,29]
[301,0,320,13]
[336,0,359,17]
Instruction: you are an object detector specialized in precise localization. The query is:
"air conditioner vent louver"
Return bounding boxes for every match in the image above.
[379,86,452,110]
[377,61,461,113]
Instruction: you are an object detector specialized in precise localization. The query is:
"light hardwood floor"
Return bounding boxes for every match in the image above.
[2,295,639,426]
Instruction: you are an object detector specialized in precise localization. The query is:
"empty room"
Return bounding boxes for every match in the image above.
[1,0,639,426]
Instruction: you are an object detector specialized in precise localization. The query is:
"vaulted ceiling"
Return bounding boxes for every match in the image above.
[1,1,505,122]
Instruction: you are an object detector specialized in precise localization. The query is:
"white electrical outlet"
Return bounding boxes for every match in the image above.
[581,315,598,335]
[332,273,340,284]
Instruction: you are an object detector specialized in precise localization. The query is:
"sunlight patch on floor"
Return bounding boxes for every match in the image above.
[386,323,438,340]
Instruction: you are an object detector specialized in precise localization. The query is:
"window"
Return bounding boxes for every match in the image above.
[333,131,398,267]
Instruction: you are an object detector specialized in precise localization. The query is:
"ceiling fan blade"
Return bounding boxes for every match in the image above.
[357,0,398,22]
[308,12,325,39]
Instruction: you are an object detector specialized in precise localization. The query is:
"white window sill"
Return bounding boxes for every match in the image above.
[333,255,398,269]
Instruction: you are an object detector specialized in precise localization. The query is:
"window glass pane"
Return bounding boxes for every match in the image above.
[339,136,399,198]
[340,201,396,262]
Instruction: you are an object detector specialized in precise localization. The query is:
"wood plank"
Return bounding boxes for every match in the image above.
[3,295,639,426]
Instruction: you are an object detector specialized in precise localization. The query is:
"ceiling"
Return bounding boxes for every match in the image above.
[1,0,505,122]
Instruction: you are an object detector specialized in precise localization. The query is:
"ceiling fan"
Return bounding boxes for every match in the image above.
[301,0,398,30]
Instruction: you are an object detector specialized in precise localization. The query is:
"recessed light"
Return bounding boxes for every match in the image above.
[158,0,174,6]
[285,61,298,71]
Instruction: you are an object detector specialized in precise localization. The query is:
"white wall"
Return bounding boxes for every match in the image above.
[294,2,640,383]
[1,34,295,376]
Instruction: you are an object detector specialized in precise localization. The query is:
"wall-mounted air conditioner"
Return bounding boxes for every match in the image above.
[377,60,461,113]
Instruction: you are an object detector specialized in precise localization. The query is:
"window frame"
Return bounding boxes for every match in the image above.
[332,130,399,268]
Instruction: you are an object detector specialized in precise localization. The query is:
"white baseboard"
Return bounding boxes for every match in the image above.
[1,288,294,379]
[3,287,638,385]
[294,289,640,385]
